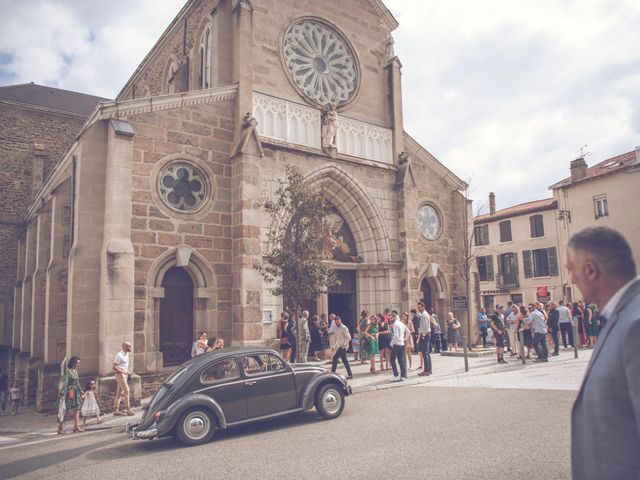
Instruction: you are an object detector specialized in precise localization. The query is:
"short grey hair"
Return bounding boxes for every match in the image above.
[568,226,636,279]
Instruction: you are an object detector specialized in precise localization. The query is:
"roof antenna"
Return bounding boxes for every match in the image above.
[576,144,590,159]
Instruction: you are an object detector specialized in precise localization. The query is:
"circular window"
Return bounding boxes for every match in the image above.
[283,19,359,107]
[157,162,208,213]
[417,204,441,240]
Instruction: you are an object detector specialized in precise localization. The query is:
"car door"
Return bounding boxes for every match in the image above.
[197,358,247,423]
[241,353,298,418]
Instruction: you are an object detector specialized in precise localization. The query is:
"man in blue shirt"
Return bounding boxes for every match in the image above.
[476,307,488,347]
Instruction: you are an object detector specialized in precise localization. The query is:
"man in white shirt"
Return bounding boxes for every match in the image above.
[330,316,353,379]
[557,300,574,348]
[389,310,409,381]
[296,310,311,363]
[112,341,134,416]
[506,305,519,356]
[568,227,640,479]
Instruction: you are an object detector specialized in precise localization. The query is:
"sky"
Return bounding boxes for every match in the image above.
[1,0,639,212]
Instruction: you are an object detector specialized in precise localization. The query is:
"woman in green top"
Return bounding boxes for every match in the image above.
[57,356,84,434]
[365,315,380,374]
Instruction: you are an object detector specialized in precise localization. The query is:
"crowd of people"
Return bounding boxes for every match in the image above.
[475,298,601,364]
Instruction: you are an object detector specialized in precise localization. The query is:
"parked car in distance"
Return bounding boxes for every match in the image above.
[127,347,352,446]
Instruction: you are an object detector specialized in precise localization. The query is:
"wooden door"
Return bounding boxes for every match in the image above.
[160,267,194,366]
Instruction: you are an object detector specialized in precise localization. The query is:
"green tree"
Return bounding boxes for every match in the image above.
[259,165,338,311]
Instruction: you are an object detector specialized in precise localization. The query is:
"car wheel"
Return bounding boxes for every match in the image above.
[175,408,215,446]
[315,383,345,419]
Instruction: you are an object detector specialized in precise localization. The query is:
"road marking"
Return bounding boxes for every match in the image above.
[0,426,119,451]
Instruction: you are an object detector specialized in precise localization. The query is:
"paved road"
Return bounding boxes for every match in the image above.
[0,382,575,480]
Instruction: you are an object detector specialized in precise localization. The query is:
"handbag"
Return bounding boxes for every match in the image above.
[68,389,75,400]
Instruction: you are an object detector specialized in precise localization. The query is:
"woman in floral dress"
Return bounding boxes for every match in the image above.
[57,356,84,434]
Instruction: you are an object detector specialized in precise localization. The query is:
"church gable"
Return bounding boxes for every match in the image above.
[118,0,231,101]
[251,0,395,126]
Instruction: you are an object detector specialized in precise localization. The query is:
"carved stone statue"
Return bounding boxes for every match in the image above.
[321,104,338,154]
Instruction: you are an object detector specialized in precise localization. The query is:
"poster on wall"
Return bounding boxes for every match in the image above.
[536,286,550,302]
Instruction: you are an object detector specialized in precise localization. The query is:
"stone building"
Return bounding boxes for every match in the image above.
[2,0,469,409]
[472,195,562,310]
[551,148,640,300]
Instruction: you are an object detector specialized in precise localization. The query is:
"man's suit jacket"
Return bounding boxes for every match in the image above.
[572,277,640,479]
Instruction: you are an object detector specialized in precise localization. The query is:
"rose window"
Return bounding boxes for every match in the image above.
[283,19,359,106]
[157,163,207,212]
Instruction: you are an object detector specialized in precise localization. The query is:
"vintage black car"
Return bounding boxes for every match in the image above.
[127,347,352,445]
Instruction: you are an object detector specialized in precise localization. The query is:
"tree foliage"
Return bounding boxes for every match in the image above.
[259,165,338,311]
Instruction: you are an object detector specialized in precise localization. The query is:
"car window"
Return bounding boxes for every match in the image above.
[200,359,240,384]
[242,354,287,376]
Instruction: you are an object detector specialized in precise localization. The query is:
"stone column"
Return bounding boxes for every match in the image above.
[67,121,107,374]
[97,119,140,406]
[385,50,404,164]
[231,0,254,140]
[12,236,26,350]
[18,221,37,402]
[40,180,72,410]
[27,209,50,407]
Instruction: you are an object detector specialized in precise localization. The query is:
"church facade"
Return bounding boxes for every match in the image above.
[3,0,468,409]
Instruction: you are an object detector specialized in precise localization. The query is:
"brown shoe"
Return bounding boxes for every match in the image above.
[125,410,135,416]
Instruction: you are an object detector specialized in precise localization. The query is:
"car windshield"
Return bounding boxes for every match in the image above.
[164,365,190,385]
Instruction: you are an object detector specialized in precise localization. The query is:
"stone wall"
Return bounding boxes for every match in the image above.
[0,104,84,347]
[124,99,235,364]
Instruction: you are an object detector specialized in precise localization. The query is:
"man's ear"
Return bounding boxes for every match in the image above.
[583,259,601,282]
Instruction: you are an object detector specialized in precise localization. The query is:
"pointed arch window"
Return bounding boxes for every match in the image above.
[167,61,177,94]
[199,26,212,89]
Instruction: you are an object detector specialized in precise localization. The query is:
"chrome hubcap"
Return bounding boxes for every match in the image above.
[184,412,209,439]
[322,389,341,414]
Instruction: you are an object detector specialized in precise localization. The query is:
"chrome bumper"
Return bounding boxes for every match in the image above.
[126,422,159,440]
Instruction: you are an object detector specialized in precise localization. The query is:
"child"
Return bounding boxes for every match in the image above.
[351,335,360,361]
[81,379,102,425]
[9,380,21,415]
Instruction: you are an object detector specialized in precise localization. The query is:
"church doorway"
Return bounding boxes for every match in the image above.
[159,267,194,366]
[420,277,433,310]
[328,270,356,337]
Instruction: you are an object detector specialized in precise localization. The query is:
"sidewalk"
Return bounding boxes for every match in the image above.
[0,347,591,435]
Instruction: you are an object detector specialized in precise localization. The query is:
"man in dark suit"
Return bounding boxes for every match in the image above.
[568,226,640,479]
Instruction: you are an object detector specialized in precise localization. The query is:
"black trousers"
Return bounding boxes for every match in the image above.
[549,326,560,353]
[331,347,352,377]
[418,333,432,373]
[533,332,548,360]
[390,345,407,378]
[559,323,574,348]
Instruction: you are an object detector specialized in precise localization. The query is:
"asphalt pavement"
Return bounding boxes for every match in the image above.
[0,346,588,479]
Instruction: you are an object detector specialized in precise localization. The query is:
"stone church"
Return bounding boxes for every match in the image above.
[1,0,468,409]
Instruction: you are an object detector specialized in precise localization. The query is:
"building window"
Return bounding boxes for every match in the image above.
[166,61,177,94]
[199,27,212,89]
[499,220,512,242]
[510,293,523,304]
[498,252,518,287]
[523,247,558,278]
[157,162,209,213]
[594,196,608,219]
[476,255,494,282]
[474,224,489,246]
[530,214,544,238]
[483,296,495,313]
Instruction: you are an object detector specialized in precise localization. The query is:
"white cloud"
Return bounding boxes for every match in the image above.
[1,0,638,212]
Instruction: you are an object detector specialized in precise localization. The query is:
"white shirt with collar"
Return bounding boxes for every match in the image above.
[598,276,640,320]
[333,323,351,350]
[390,319,408,347]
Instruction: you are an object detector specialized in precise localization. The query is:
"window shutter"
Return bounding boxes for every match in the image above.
[548,247,558,276]
[486,255,494,281]
[523,250,532,278]
[529,216,535,237]
[537,215,545,237]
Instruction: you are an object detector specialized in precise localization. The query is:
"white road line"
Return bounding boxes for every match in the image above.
[0,426,120,451]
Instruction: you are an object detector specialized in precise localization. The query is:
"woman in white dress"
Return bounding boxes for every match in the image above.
[81,379,102,426]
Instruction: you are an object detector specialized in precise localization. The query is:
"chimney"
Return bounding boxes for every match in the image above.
[489,192,496,215]
[570,157,588,182]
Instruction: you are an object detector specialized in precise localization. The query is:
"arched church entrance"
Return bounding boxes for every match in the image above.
[159,267,194,366]
[420,277,433,310]
[328,270,357,336]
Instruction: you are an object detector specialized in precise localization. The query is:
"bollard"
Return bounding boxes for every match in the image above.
[573,320,579,359]
[519,329,526,364]
[462,336,469,372]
